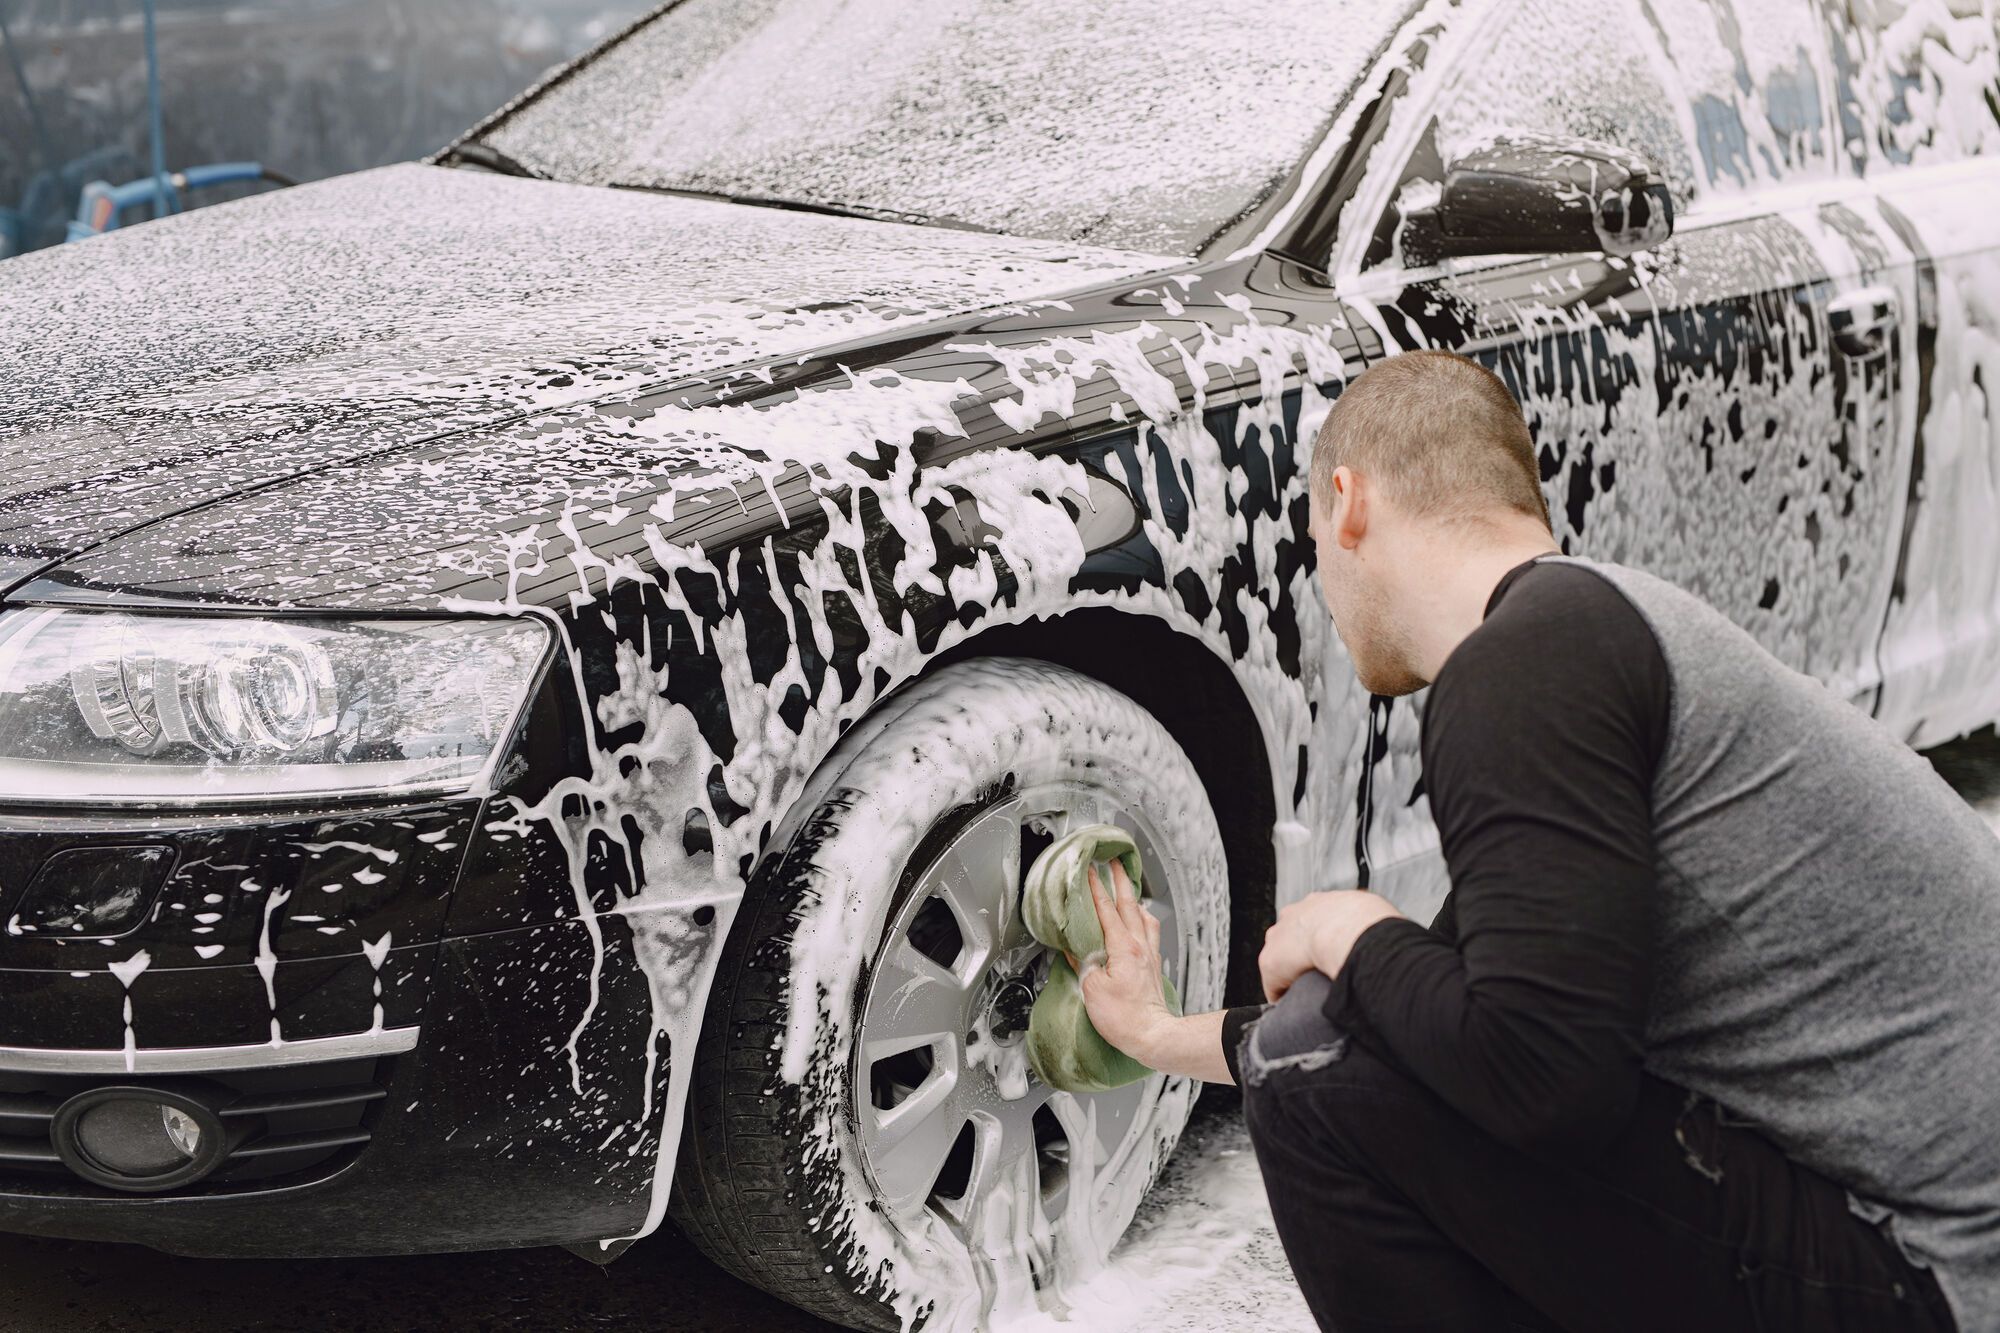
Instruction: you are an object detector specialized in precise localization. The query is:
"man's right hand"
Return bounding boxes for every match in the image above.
[1072,859,1175,1055]
[1071,858,1234,1085]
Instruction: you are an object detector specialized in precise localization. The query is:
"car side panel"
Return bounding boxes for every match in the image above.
[1368,207,1908,694]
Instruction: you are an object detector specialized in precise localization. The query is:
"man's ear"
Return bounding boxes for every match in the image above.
[1331,466,1368,551]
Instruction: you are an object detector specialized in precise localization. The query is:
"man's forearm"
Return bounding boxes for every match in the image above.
[1130,1010,1235,1085]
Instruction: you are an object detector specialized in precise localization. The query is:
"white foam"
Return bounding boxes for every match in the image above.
[996,1109,1315,1333]
[485,0,1413,256]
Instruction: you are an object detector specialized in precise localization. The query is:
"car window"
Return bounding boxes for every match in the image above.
[1823,0,2000,171]
[1362,0,1696,271]
[475,0,1420,257]
[1641,0,1839,191]
[1434,0,1698,192]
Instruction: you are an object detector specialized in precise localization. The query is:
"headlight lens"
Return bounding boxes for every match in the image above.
[0,609,549,804]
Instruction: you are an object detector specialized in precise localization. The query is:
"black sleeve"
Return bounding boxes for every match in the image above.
[1323,562,1668,1162]
[1428,890,1460,945]
[1221,1003,1265,1086]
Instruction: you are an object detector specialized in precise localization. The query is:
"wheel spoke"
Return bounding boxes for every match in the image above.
[937,1102,1042,1229]
[937,1116,999,1227]
[1081,1079,1149,1160]
[987,1081,1053,1161]
[1040,1090,1097,1217]
[865,939,968,1057]
[1046,1089,1093,1142]
[929,808,1020,969]
[869,1067,967,1215]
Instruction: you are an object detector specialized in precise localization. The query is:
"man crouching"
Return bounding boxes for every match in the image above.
[1077,350,1999,1333]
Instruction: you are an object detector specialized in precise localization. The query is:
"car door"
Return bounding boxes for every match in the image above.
[1821,0,2000,746]
[1323,0,1918,708]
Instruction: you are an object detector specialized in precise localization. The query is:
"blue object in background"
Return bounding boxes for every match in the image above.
[6,0,262,250]
[67,161,292,241]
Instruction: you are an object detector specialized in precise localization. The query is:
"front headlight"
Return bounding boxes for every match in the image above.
[0,609,550,805]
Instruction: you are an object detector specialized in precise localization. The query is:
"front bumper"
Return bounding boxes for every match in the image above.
[0,913,677,1256]
[0,792,690,1257]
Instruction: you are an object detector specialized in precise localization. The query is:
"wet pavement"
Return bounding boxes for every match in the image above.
[2,731,1995,1333]
[0,1221,829,1332]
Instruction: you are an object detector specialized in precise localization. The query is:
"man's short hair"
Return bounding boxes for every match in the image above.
[1310,350,1551,530]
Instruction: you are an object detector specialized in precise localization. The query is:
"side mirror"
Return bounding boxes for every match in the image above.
[1400,134,1675,265]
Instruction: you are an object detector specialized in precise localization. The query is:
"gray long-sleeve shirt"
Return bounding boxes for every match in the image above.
[1327,556,2000,1331]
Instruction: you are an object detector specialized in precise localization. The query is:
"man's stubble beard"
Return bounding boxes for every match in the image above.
[1333,580,1428,698]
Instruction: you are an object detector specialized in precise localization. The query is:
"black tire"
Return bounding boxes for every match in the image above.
[671,658,1229,1330]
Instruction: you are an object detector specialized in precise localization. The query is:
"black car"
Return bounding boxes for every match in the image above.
[1,1,1995,1327]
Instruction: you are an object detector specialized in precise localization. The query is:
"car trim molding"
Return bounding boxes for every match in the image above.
[0,1027,420,1074]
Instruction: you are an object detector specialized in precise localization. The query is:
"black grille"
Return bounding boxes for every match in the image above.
[0,1056,389,1195]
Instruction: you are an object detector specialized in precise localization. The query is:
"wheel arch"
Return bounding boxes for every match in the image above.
[924,608,1279,1008]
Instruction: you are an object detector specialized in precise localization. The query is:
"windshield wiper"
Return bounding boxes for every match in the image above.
[437,141,548,180]
[606,182,996,234]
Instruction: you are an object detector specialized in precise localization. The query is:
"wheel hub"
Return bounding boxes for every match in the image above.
[984,977,1037,1044]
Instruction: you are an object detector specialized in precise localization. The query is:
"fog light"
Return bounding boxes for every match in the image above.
[161,1105,203,1157]
[12,844,174,937]
[51,1087,229,1193]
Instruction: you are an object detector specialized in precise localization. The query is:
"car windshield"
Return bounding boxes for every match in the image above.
[473,0,1417,256]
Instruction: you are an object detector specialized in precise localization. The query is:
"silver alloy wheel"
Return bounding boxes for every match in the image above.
[855,781,1184,1235]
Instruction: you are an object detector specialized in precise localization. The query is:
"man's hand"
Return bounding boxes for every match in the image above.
[1069,859,1234,1084]
[1259,890,1405,1002]
[1072,859,1175,1058]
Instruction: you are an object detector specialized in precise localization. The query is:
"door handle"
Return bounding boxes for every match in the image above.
[1829,284,1898,358]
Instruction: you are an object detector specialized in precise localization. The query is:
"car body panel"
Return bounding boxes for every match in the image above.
[0,161,1176,582]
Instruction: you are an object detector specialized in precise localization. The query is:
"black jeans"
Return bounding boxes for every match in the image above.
[1237,975,1957,1333]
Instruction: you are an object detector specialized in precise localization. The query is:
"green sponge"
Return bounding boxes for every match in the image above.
[1022,824,1181,1094]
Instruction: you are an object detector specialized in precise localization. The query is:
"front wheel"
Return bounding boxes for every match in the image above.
[671,658,1230,1330]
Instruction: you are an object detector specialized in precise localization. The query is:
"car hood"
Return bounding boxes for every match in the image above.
[0,162,1172,590]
